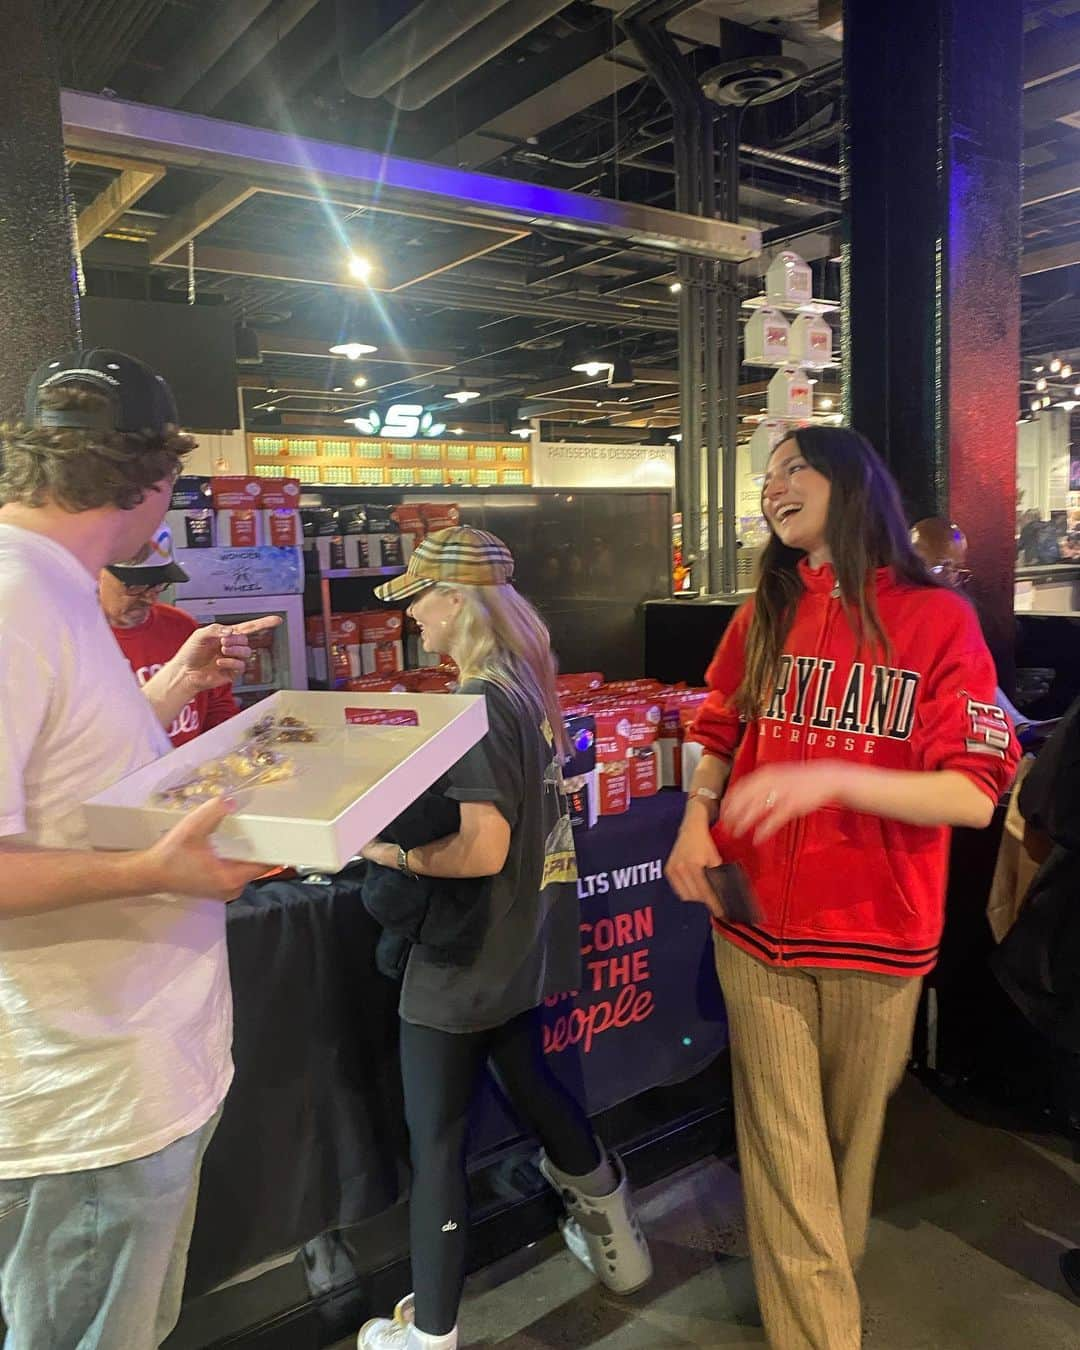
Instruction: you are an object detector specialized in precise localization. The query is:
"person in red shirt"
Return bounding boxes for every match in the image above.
[666,427,1019,1350]
[100,525,240,747]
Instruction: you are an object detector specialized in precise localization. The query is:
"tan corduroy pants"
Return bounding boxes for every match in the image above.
[714,935,922,1350]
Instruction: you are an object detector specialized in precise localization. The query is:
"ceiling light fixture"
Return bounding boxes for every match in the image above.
[1036,377,1048,391]
[446,379,480,404]
[512,426,534,439]
[450,427,465,436]
[347,255,373,282]
[607,355,635,390]
[265,405,277,413]
[669,281,682,294]
[1051,357,1062,373]
[353,375,368,389]
[820,397,834,410]
[1064,364,1074,379]
[668,432,682,442]
[330,341,378,359]
[571,359,612,378]
[1034,365,1045,374]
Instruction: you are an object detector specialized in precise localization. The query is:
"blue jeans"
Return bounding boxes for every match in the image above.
[0,1111,219,1350]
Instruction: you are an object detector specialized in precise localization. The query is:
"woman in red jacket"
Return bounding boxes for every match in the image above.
[666,427,1018,1350]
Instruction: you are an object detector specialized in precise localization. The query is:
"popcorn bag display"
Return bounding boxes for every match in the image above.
[767,367,814,419]
[211,476,264,547]
[744,308,791,365]
[789,312,833,368]
[765,249,813,307]
[749,416,807,474]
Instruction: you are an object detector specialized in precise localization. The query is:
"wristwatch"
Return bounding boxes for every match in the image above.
[396,844,416,878]
[688,786,721,805]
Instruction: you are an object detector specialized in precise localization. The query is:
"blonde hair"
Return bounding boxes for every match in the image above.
[437,582,570,758]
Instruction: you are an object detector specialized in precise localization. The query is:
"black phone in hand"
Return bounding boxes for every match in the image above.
[705,863,761,925]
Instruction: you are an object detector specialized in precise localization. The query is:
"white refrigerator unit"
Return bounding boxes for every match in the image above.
[170,545,309,704]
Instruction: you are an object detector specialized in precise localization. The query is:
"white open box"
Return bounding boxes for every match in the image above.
[83,691,488,871]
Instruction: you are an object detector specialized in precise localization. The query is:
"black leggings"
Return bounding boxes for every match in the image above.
[400,1006,601,1336]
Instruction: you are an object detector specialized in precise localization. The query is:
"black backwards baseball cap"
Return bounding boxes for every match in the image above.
[24,349,179,435]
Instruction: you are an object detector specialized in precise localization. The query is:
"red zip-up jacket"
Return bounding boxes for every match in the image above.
[691,560,1020,977]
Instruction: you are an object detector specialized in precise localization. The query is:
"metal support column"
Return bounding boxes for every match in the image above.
[700,107,721,597]
[715,107,741,595]
[624,3,711,593]
[844,0,1022,679]
[0,1,79,417]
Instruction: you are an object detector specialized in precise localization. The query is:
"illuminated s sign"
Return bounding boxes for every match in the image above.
[346,404,447,438]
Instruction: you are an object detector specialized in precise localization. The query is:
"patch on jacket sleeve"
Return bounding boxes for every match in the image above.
[965,698,1011,758]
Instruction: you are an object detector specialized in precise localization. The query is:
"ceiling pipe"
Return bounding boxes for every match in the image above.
[337,0,512,100]
[386,0,575,111]
[185,0,324,114]
[147,0,276,107]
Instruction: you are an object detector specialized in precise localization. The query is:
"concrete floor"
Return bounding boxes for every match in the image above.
[344,1077,1080,1348]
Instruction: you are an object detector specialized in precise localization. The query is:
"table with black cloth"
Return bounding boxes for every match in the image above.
[183,789,727,1300]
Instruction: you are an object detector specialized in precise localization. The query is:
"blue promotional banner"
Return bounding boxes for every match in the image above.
[470,790,729,1153]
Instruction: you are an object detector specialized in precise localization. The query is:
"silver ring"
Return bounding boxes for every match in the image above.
[764,791,777,810]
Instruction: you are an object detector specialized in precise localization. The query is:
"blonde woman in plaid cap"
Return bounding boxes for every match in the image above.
[358,527,651,1350]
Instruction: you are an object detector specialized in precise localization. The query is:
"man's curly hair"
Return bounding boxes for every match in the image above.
[0,384,196,513]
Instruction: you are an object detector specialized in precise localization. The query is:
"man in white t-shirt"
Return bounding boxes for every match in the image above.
[0,350,275,1349]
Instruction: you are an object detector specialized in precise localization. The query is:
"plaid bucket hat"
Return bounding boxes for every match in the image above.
[373,525,514,603]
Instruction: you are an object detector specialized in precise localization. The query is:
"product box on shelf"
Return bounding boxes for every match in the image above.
[765,250,813,307]
[355,609,405,676]
[82,690,489,872]
[259,479,302,547]
[211,476,265,547]
[168,476,215,549]
[592,707,631,817]
[657,690,708,789]
[629,747,658,798]
[305,613,362,682]
[744,307,791,365]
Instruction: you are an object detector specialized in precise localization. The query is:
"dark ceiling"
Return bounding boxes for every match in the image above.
[48,0,1080,437]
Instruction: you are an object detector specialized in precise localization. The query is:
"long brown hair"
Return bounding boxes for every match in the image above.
[737,426,935,718]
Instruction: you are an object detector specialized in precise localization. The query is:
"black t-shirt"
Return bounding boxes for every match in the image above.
[399,679,581,1033]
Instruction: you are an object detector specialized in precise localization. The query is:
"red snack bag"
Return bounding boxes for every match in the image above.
[598,762,630,815]
[556,672,605,697]
[629,748,659,798]
[594,708,632,763]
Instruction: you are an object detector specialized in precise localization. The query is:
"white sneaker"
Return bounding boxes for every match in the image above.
[357,1314,457,1350]
[358,1318,409,1350]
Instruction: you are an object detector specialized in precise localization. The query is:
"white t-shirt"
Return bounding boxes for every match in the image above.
[0,524,233,1176]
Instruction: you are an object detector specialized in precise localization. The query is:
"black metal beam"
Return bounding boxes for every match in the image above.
[408,16,614,157]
